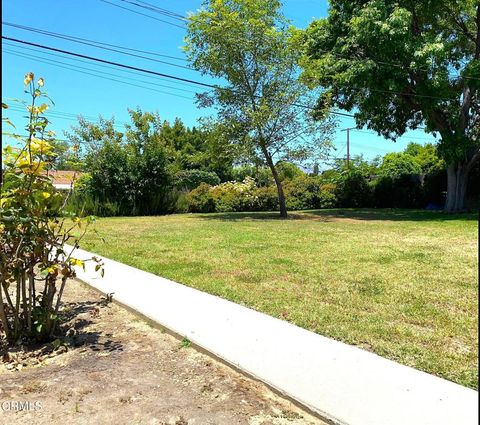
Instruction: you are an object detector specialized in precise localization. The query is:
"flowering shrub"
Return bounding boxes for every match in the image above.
[250,186,279,211]
[0,73,102,345]
[185,183,216,213]
[185,175,338,213]
[210,177,257,212]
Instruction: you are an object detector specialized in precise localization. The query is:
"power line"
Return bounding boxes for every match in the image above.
[7,104,101,121]
[5,105,128,128]
[335,142,347,156]
[6,104,124,123]
[2,133,71,143]
[305,48,480,83]
[2,22,191,70]
[3,112,425,157]
[3,115,423,157]
[2,22,187,62]
[100,0,186,29]
[2,41,202,90]
[108,2,479,84]
[2,36,215,89]
[108,0,478,84]
[109,0,480,83]
[303,76,458,101]
[119,0,186,21]
[5,35,451,132]
[351,143,393,153]
[2,36,357,119]
[349,128,437,141]
[3,47,199,95]
[3,50,195,101]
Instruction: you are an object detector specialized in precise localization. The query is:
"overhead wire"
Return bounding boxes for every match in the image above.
[3,35,464,113]
[6,103,120,122]
[94,2,479,82]
[3,49,195,101]
[2,36,215,89]
[3,46,200,95]
[2,22,188,62]
[350,128,437,141]
[99,0,186,29]
[309,46,480,82]
[5,105,128,128]
[2,36,441,150]
[2,36,360,119]
[2,40,202,90]
[118,0,186,21]
[2,22,191,70]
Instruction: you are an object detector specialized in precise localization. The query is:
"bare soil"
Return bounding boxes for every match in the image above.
[0,280,326,425]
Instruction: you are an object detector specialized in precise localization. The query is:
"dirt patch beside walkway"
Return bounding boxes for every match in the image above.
[0,280,325,425]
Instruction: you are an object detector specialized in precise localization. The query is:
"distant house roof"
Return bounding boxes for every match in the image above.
[45,170,83,190]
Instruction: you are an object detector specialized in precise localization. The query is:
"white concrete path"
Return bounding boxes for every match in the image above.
[69,246,478,425]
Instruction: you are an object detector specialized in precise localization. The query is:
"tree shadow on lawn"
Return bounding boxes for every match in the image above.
[198,211,285,221]
[198,208,478,222]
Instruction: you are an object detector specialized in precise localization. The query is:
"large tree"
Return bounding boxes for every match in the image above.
[185,0,334,218]
[301,0,479,211]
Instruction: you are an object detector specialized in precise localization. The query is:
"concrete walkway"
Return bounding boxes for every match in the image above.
[70,246,478,425]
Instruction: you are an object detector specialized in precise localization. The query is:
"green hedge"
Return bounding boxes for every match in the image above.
[185,176,338,213]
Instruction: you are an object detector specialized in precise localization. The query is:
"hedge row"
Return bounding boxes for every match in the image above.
[183,171,448,213]
[185,176,338,213]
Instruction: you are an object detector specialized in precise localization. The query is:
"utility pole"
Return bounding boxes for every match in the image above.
[340,127,355,168]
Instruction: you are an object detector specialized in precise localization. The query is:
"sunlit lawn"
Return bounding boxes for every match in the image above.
[80,209,478,388]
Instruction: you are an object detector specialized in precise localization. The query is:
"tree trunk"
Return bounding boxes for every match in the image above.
[273,172,288,219]
[0,283,11,342]
[445,162,468,212]
[262,149,288,218]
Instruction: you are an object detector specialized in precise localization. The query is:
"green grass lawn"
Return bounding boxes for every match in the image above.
[80,209,478,388]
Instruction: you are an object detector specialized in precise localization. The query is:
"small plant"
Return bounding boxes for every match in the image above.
[180,337,191,349]
[100,292,114,306]
[0,73,102,345]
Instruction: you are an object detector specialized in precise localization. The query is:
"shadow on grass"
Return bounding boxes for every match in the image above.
[198,208,478,222]
[198,211,285,221]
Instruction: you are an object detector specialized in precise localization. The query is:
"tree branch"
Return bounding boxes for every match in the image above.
[451,14,477,44]
[476,3,480,59]
[466,147,480,172]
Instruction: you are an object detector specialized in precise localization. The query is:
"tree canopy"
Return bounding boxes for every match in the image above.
[185,0,335,217]
[300,0,479,211]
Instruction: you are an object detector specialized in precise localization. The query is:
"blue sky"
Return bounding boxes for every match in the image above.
[2,0,438,162]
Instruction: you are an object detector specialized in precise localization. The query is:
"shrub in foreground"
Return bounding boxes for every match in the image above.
[1,73,102,345]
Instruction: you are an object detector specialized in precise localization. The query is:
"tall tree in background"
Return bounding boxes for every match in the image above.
[301,0,479,211]
[66,113,236,181]
[185,0,334,218]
